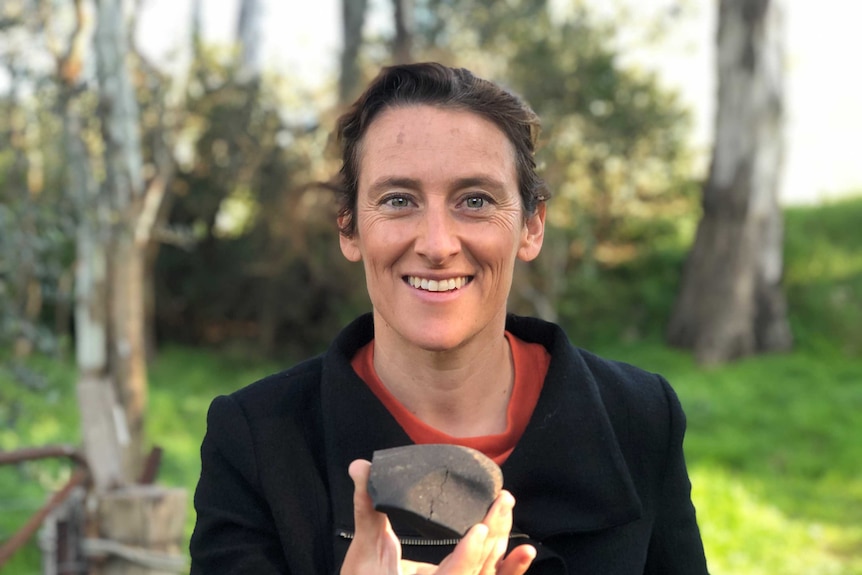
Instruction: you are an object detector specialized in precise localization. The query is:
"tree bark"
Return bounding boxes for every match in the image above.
[339,0,368,105]
[667,0,792,364]
[392,0,414,64]
[94,0,149,480]
[54,7,187,573]
[57,0,125,491]
[191,0,203,58]
[236,0,264,84]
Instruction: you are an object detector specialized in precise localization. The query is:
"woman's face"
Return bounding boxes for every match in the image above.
[340,105,545,353]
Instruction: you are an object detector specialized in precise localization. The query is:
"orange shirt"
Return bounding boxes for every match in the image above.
[350,333,550,465]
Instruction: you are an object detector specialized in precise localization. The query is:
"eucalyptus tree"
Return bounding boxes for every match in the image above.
[339,0,369,104]
[667,0,792,364]
[74,0,176,485]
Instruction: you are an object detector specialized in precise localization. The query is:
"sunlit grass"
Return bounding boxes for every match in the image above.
[595,340,862,574]
[691,466,860,575]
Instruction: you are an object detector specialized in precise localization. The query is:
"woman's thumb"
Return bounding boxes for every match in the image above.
[348,459,386,534]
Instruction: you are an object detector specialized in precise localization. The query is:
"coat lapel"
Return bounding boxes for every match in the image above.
[502,316,643,539]
[319,314,413,535]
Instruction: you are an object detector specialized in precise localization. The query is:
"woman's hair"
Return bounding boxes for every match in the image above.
[334,62,550,237]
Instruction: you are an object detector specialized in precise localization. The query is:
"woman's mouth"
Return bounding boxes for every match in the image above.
[405,276,472,292]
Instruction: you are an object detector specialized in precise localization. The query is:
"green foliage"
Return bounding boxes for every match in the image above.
[783,196,862,356]
[556,245,688,344]
[556,195,862,572]
[156,57,368,358]
[0,89,75,373]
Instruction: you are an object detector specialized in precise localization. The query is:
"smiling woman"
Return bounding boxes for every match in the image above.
[339,105,545,360]
[189,62,709,575]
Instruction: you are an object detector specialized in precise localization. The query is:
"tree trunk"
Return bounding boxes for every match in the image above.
[236,0,264,84]
[56,5,187,572]
[69,117,126,489]
[58,0,126,491]
[339,0,368,105]
[191,0,203,58]
[666,0,792,364]
[392,0,414,64]
[94,0,149,480]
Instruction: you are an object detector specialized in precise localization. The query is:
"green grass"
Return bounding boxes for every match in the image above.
[594,342,862,574]
[2,195,861,573]
[784,199,862,356]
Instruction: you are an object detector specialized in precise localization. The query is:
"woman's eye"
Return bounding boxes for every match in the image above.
[465,196,487,209]
[384,196,411,208]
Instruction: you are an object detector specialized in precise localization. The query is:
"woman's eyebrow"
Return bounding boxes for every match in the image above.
[367,176,422,195]
[366,175,506,195]
[450,176,506,191]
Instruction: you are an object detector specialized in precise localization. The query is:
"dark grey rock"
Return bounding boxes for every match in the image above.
[367,444,503,539]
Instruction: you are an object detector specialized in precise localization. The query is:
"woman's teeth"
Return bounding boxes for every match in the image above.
[407,276,470,292]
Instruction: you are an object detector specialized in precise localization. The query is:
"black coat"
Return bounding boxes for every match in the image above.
[190,314,709,574]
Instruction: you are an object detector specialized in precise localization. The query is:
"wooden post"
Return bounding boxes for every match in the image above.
[76,375,125,490]
[38,485,88,575]
[87,486,187,575]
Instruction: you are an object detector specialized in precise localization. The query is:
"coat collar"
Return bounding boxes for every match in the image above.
[320,314,642,542]
[499,315,643,539]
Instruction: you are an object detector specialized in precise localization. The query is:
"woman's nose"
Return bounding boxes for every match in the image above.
[414,206,460,263]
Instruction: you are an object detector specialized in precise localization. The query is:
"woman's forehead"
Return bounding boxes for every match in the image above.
[357,106,517,179]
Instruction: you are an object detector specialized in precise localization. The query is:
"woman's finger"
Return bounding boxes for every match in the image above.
[399,559,439,575]
[434,523,490,574]
[496,544,536,575]
[479,490,516,574]
[347,460,386,534]
[340,459,401,575]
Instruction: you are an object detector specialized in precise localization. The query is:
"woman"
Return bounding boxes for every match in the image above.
[190,62,709,575]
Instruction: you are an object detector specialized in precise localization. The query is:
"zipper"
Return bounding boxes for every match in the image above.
[336,528,530,547]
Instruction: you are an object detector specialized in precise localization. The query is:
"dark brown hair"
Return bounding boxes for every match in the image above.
[334,62,550,236]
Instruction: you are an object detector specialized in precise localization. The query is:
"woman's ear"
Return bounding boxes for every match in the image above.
[338,216,362,262]
[517,202,546,262]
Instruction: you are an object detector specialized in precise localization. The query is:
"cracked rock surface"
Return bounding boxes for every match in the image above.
[367,444,504,538]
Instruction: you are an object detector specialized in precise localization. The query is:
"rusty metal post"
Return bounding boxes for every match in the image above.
[0,446,90,571]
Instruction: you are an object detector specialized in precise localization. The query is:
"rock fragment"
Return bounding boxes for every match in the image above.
[368,444,503,538]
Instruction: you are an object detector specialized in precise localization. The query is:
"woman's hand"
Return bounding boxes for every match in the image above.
[340,459,536,575]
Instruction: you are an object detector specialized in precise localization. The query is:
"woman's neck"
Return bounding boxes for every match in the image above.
[371,320,514,437]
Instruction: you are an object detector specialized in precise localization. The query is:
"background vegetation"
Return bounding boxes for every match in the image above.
[2,195,862,574]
